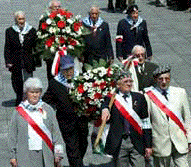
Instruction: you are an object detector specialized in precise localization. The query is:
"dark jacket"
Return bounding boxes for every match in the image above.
[136,61,159,91]
[83,21,114,64]
[42,78,79,133]
[102,92,152,157]
[4,27,37,72]
[116,19,152,59]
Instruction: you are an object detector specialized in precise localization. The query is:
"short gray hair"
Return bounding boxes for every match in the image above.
[89,6,100,13]
[49,0,61,8]
[131,45,146,55]
[23,77,43,93]
[14,11,25,19]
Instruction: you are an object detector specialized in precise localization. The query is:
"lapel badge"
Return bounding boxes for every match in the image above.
[134,100,138,106]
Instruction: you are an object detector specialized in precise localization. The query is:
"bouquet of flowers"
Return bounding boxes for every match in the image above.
[37,8,90,60]
[69,59,120,119]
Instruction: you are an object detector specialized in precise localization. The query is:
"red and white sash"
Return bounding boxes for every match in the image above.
[16,106,54,151]
[112,94,143,135]
[145,87,186,136]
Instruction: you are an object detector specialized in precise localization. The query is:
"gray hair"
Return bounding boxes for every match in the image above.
[131,45,146,55]
[49,0,61,8]
[89,6,100,13]
[23,77,43,93]
[14,11,25,19]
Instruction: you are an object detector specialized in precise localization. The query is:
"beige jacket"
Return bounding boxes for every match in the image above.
[144,86,191,157]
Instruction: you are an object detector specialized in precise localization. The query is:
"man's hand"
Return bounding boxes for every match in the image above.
[6,63,13,68]
[188,143,191,152]
[101,108,110,121]
[55,157,62,167]
[10,159,17,167]
[145,148,153,159]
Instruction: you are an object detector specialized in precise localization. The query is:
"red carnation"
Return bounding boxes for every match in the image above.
[49,36,55,42]
[59,36,65,44]
[94,92,102,99]
[92,82,99,87]
[78,84,85,94]
[133,61,139,66]
[73,22,82,31]
[45,39,53,47]
[107,67,112,77]
[57,21,66,29]
[41,22,48,30]
[69,39,77,46]
[65,12,73,19]
[100,81,106,90]
[49,12,57,19]
[58,9,67,16]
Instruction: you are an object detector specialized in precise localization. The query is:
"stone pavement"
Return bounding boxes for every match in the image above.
[0,0,191,166]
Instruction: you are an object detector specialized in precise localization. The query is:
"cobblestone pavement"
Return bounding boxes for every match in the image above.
[0,0,191,166]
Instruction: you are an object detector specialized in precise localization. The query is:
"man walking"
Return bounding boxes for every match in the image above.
[101,71,152,166]
[144,65,191,167]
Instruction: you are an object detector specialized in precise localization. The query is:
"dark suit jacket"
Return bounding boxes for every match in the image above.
[4,27,37,72]
[116,19,152,59]
[42,78,79,133]
[83,21,114,64]
[102,92,152,157]
[135,61,159,91]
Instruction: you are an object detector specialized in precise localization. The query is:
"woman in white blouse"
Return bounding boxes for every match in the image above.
[9,77,64,167]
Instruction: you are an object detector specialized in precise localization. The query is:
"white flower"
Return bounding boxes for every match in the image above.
[75,15,81,19]
[37,31,41,36]
[50,46,56,53]
[67,19,74,24]
[93,69,98,73]
[77,96,82,100]
[49,27,57,34]
[62,29,66,33]
[68,45,74,50]
[46,18,52,25]
[77,29,82,35]
[39,15,44,20]
[65,26,71,34]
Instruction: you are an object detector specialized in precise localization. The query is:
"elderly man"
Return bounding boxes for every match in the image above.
[144,65,191,167]
[101,71,152,167]
[37,0,62,82]
[43,54,88,167]
[123,45,159,92]
[82,6,114,65]
[4,11,37,106]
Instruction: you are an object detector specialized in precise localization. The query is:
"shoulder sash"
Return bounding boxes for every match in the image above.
[145,87,186,136]
[16,106,54,151]
[109,94,143,135]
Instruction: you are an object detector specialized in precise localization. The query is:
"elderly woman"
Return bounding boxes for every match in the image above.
[43,54,89,167]
[116,5,152,60]
[8,77,64,167]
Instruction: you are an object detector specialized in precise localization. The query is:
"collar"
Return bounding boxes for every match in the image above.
[12,22,32,34]
[21,100,43,112]
[156,87,169,94]
[82,16,104,28]
[126,15,143,29]
[119,91,131,98]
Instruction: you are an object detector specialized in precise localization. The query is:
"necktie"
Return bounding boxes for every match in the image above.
[162,90,168,100]
[123,93,129,101]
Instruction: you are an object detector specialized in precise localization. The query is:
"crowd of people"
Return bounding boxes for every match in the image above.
[4,0,191,167]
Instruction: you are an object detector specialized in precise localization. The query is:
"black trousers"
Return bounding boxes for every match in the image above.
[61,116,89,167]
[10,66,33,105]
[45,60,54,82]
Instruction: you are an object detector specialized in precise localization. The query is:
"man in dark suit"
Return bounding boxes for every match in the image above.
[42,54,88,167]
[101,71,152,166]
[130,45,159,92]
[4,11,37,106]
[82,6,114,65]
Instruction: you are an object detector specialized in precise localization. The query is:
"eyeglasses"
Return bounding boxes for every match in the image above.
[134,53,145,58]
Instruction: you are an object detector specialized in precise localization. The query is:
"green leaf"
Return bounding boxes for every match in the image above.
[98,59,107,67]
[92,59,99,69]
[84,63,93,71]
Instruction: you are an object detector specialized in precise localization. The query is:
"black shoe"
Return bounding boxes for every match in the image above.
[108,7,115,13]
